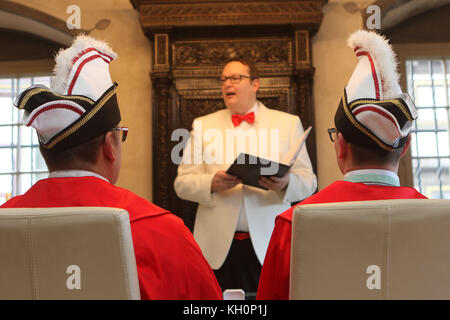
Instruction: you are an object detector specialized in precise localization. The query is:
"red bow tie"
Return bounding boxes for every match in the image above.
[231,112,255,127]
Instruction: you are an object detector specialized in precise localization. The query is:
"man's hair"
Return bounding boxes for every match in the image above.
[349,139,407,167]
[39,134,106,170]
[225,58,260,79]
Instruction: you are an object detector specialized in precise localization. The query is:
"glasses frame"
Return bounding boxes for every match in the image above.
[327,127,337,142]
[219,74,251,85]
[112,126,128,143]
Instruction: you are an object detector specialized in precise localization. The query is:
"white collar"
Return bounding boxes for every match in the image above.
[231,101,259,116]
[344,169,400,186]
[248,101,259,116]
[48,170,110,183]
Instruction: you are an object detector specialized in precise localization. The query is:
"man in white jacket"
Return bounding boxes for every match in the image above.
[174,59,317,295]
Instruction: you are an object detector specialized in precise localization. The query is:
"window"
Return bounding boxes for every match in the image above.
[0,76,50,205]
[406,59,450,199]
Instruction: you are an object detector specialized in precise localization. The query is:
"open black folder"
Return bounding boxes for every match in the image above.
[226,126,312,190]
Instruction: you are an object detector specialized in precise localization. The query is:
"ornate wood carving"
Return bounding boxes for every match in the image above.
[179,98,224,129]
[294,67,317,172]
[295,30,311,68]
[151,74,174,211]
[132,0,325,32]
[132,0,327,230]
[154,33,170,72]
[174,39,292,67]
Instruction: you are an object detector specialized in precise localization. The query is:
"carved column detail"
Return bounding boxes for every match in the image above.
[294,67,317,173]
[151,74,173,210]
[295,30,311,68]
[154,33,169,72]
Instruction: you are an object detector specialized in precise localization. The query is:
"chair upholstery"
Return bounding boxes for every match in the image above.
[290,199,450,300]
[0,207,140,300]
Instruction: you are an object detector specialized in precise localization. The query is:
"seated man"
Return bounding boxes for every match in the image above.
[1,35,222,300]
[256,30,427,300]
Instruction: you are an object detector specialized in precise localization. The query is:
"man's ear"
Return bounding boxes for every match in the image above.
[103,131,116,162]
[252,78,260,93]
[337,132,348,159]
[399,134,412,159]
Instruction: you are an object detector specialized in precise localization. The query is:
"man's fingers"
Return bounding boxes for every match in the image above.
[269,176,283,183]
[259,176,288,191]
[258,178,273,188]
[216,171,239,181]
[214,180,241,192]
[222,176,240,182]
[259,176,271,183]
[260,177,278,185]
[223,180,241,187]
[216,176,240,184]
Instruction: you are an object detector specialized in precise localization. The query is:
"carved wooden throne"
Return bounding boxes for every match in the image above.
[131,0,327,230]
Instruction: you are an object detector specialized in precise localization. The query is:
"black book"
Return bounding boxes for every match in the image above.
[226,126,312,190]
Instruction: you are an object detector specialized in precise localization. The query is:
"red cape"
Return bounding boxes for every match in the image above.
[256,181,427,300]
[2,176,222,300]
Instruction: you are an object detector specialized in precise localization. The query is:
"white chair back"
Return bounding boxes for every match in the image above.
[290,199,450,299]
[0,207,140,299]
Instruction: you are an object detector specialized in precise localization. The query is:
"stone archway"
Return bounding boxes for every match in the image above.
[0,1,77,46]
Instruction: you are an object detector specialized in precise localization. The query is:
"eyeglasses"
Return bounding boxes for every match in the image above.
[112,127,128,143]
[219,74,251,85]
[327,127,337,142]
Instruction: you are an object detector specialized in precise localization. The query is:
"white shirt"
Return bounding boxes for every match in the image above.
[232,102,259,232]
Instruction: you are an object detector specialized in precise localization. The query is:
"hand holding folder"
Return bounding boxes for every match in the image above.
[226,126,312,190]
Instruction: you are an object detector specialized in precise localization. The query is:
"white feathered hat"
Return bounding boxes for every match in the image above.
[334,30,417,152]
[14,35,121,152]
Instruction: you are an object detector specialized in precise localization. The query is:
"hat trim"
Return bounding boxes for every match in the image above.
[71,47,114,66]
[42,86,116,149]
[353,105,403,145]
[17,87,94,110]
[26,102,84,127]
[342,92,393,151]
[353,105,398,126]
[67,54,111,95]
[356,51,381,100]
[349,98,414,122]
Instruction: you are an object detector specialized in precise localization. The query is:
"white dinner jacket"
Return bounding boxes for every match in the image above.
[174,102,317,269]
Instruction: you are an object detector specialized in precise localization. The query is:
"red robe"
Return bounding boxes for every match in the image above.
[256,180,427,300]
[1,176,222,300]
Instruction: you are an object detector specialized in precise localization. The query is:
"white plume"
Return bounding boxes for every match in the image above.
[347,30,402,99]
